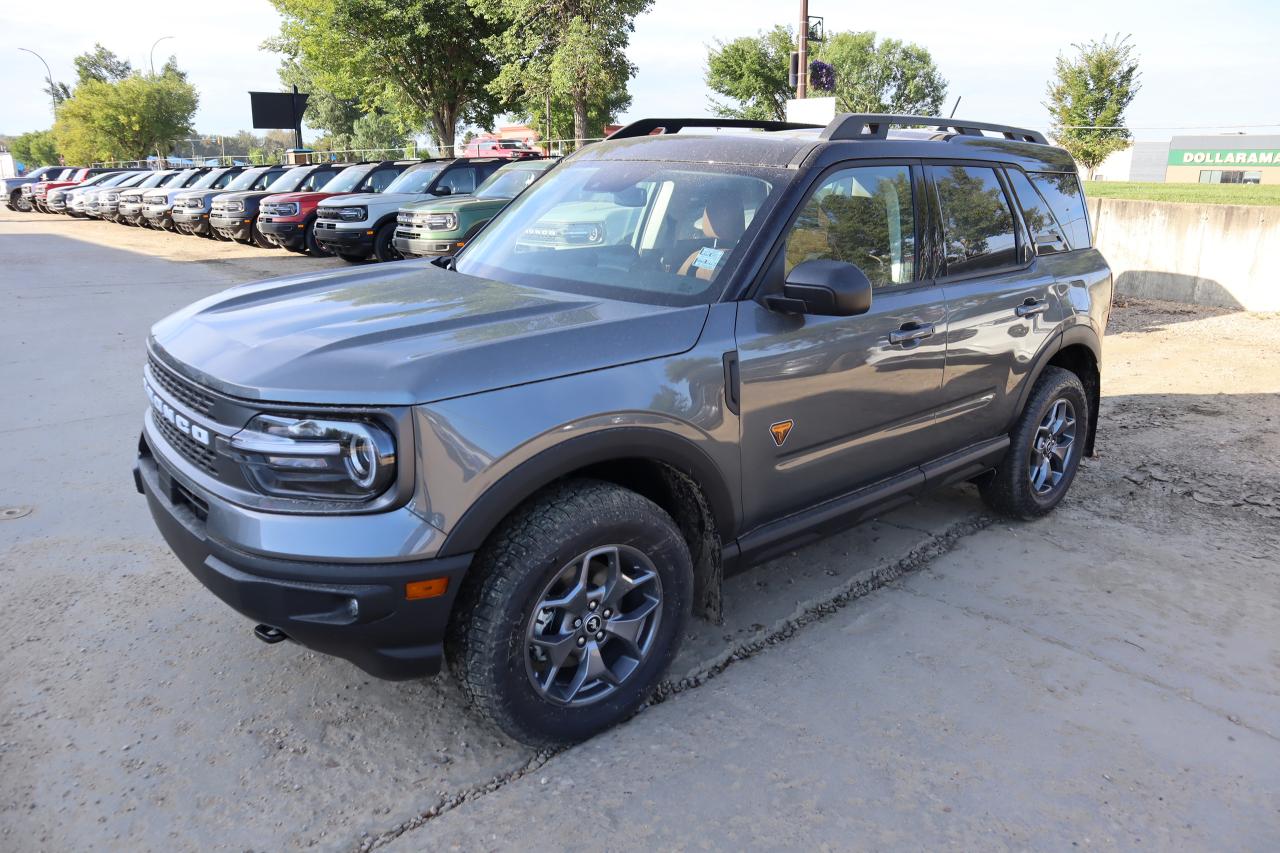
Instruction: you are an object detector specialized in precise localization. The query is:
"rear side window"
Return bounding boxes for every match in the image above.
[302,169,333,191]
[364,168,401,193]
[1005,168,1067,253]
[1029,172,1090,249]
[438,166,477,194]
[785,164,916,288]
[931,165,1019,276]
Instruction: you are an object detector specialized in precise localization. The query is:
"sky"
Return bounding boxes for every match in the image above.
[3,0,1278,143]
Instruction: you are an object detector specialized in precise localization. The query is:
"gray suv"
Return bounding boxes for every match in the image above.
[135,114,1111,745]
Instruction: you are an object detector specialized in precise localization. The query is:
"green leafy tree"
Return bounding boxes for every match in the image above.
[1045,35,1142,177]
[10,130,61,167]
[53,63,198,163]
[268,0,499,150]
[475,0,651,145]
[705,25,794,121]
[519,84,630,146]
[815,32,948,115]
[74,44,133,84]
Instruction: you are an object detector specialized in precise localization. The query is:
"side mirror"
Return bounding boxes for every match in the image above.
[433,186,452,196]
[770,259,873,316]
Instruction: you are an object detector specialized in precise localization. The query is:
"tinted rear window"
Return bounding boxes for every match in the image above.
[1029,172,1090,250]
[932,165,1019,276]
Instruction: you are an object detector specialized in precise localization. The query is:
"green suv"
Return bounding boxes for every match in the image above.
[394,159,555,257]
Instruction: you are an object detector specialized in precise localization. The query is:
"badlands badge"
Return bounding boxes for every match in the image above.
[769,420,794,447]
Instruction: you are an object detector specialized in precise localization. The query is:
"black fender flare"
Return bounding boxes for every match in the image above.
[437,427,738,557]
[1008,322,1103,449]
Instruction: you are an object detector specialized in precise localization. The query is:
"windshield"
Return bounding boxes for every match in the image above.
[173,169,204,187]
[189,168,232,190]
[319,164,376,193]
[266,165,311,192]
[455,160,786,306]
[385,163,445,194]
[99,173,137,187]
[476,165,549,200]
[224,167,269,191]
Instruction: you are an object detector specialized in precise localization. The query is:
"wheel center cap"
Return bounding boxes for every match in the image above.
[584,614,603,634]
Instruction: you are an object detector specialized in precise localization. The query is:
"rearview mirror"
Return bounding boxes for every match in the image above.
[771,259,873,316]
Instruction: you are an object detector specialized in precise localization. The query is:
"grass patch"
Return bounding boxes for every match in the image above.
[1082,181,1280,206]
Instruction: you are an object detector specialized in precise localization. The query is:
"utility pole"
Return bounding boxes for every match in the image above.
[18,48,57,117]
[796,0,809,99]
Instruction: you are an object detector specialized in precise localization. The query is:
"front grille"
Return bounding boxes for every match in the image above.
[148,354,215,416]
[154,412,218,475]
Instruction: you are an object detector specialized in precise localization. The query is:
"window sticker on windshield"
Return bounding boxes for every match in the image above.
[692,247,725,270]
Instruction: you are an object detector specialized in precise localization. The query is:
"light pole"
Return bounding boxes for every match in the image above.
[18,47,57,117]
[150,36,175,75]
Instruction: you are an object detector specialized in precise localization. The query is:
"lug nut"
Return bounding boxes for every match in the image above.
[573,618,582,628]
[603,609,612,618]
[589,601,598,610]
[595,631,605,641]
[577,637,586,647]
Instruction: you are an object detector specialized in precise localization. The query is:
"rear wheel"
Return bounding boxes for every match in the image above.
[372,221,402,262]
[979,366,1088,519]
[449,480,692,746]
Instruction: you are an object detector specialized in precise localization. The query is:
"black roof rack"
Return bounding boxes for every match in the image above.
[607,117,822,139]
[820,114,1047,145]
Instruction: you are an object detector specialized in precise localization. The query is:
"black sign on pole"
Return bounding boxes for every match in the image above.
[249,89,309,149]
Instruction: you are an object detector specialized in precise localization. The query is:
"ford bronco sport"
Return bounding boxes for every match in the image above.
[136,114,1110,746]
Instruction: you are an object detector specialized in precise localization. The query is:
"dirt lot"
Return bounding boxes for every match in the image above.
[1,208,1277,850]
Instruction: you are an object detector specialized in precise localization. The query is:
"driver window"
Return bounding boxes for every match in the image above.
[366,168,399,193]
[784,164,916,288]
[438,167,477,194]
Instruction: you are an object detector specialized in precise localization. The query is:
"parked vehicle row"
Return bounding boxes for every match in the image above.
[21,155,557,265]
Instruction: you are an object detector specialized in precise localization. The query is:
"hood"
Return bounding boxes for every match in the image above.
[318,192,425,209]
[175,188,223,202]
[215,189,274,205]
[150,261,708,406]
[262,190,346,206]
[401,195,500,215]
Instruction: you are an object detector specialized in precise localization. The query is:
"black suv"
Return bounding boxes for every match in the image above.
[135,114,1111,745]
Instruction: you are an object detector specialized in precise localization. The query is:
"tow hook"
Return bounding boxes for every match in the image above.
[254,624,288,644]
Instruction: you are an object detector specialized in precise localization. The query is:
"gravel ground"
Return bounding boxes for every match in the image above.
[1,209,1276,850]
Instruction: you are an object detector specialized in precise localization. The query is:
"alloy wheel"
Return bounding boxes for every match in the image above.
[1028,398,1076,495]
[524,545,663,707]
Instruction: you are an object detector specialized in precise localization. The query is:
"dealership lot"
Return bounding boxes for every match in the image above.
[1,208,1277,849]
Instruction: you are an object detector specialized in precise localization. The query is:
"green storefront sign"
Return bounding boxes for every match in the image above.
[1169,149,1280,167]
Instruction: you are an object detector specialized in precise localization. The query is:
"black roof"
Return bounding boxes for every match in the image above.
[586,114,1076,173]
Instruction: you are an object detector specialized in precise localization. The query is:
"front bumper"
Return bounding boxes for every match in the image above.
[393,228,465,258]
[143,206,174,226]
[313,222,375,256]
[210,214,253,241]
[173,209,213,234]
[258,217,307,250]
[134,442,470,680]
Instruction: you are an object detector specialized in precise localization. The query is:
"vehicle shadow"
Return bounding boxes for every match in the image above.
[1114,270,1244,313]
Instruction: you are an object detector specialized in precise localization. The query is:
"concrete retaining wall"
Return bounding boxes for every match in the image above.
[1086,197,1279,311]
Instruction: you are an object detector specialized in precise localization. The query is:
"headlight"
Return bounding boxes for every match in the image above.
[266,201,299,216]
[223,200,244,213]
[335,206,366,222]
[229,414,396,500]
[422,213,458,231]
[106,193,119,202]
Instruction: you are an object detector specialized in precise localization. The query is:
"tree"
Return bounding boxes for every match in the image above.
[268,0,499,151]
[10,130,61,167]
[1045,35,1141,177]
[475,0,651,145]
[705,25,794,121]
[74,44,133,84]
[518,82,630,145]
[815,32,948,115]
[53,65,198,163]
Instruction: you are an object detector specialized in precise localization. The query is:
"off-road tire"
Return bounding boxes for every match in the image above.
[303,219,331,257]
[980,366,1089,519]
[448,479,692,746]
[372,221,402,262]
[250,222,274,249]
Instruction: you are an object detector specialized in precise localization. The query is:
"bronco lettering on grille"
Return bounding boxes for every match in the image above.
[144,378,211,445]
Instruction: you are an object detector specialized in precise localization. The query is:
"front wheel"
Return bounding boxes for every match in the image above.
[11,190,32,212]
[980,366,1089,519]
[302,219,332,257]
[449,480,692,746]
[372,221,402,262]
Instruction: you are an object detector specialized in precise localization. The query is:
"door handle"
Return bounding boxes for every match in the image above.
[889,322,936,345]
[1015,298,1049,317]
